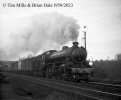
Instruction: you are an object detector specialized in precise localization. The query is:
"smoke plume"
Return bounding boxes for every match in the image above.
[0,12,80,60]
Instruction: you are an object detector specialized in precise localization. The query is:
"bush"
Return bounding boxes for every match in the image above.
[93,60,121,80]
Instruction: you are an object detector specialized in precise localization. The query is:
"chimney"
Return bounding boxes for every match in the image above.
[73,42,79,47]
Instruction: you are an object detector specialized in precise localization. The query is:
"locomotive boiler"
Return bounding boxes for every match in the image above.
[49,42,87,63]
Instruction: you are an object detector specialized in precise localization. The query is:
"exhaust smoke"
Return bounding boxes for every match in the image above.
[0,12,80,60]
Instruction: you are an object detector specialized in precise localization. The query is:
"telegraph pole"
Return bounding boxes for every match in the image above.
[84,29,86,50]
[82,26,87,50]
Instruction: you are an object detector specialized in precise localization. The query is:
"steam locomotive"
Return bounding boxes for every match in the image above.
[3,42,94,81]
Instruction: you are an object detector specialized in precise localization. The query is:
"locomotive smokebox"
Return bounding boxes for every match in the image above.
[73,42,79,47]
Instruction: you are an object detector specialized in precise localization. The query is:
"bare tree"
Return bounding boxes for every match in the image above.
[115,53,121,61]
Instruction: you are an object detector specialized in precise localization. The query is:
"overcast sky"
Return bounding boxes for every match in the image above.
[0,0,121,60]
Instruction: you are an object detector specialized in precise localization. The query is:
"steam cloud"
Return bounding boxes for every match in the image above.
[0,12,80,60]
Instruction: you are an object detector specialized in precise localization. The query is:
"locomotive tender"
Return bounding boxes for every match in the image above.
[4,42,94,81]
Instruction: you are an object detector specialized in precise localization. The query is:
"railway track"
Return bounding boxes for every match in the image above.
[85,81,121,93]
[3,72,121,100]
[32,76,121,95]
[66,80,121,95]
